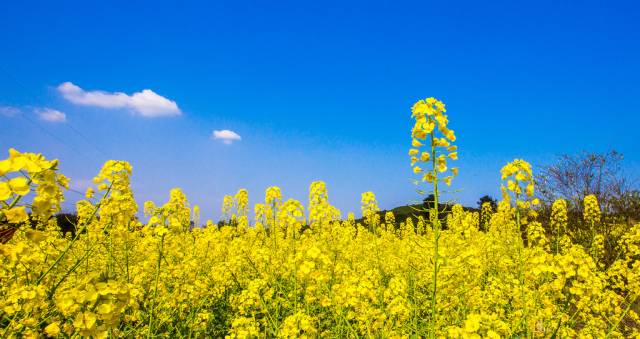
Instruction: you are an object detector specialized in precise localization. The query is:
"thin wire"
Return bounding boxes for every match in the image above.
[0,66,107,210]
[0,66,108,163]
[65,121,110,159]
[16,108,96,161]
[67,188,87,197]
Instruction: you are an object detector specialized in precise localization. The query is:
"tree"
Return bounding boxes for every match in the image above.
[423,194,436,210]
[536,150,637,219]
[608,189,640,224]
[477,195,497,211]
[55,213,78,237]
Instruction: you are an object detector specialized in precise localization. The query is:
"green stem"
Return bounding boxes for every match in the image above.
[514,188,530,338]
[148,233,165,337]
[429,127,440,339]
[606,293,638,338]
[35,185,112,285]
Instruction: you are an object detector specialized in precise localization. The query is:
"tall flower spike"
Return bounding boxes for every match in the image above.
[499,159,538,205]
[361,191,380,230]
[583,194,601,225]
[409,97,459,186]
[222,195,234,221]
[409,97,458,337]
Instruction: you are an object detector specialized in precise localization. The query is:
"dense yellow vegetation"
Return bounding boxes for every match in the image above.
[0,98,638,338]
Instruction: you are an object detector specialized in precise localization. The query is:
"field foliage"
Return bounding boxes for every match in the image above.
[0,98,638,338]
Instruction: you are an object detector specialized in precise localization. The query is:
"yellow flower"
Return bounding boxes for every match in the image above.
[464,314,481,332]
[73,311,97,330]
[0,181,11,200]
[56,297,75,314]
[422,119,435,133]
[487,330,500,338]
[44,322,61,336]
[411,100,428,117]
[423,172,435,182]
[85,187,95,199]
[584,194,601,224]
[8,177,30,196]
[4,206,28,223]
[437,155,447,172]
[445,130,456,141]
[433,137,450,147]
[25,229,45,243]
[435,115,448,128]
[154,225,169,236]
[409,97,457,188]
[300,261,315,275]
[412,127,427,140]
[0,159,12,176]
[525,183,534,197]
[97,303,114,314]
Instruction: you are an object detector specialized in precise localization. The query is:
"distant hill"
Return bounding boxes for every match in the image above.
[354,201,479,225]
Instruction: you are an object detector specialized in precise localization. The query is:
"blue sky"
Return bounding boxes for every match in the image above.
[1,0,639,221]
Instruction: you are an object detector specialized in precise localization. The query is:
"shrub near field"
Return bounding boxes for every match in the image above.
[0,98,639,338]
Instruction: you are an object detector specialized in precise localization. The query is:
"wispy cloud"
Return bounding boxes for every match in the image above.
[36,107,66,122]
[57,82,181,117]
[211,129,242,145]
[0,106,21,117]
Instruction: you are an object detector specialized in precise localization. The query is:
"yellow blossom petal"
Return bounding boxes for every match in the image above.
[8,177,30,196]
[4,206,28,223]
[0,182,11,200]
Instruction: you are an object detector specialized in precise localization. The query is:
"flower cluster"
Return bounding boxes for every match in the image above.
[409,97,458,186]
[0,148,68,225]
[360,191,380,229]
[583,194,601,225]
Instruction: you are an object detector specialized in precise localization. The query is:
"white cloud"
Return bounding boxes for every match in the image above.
[36,108,66,122]
[0,106,21,117]
[57,82,181,117]
[211,129,242,145]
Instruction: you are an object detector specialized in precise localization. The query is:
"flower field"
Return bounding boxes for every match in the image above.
[1,98,639,338]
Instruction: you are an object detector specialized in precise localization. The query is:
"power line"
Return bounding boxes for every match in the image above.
[17,109,96,161]
[65,120,110,159]
[0,66,108,164]
[67,187,88,197]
